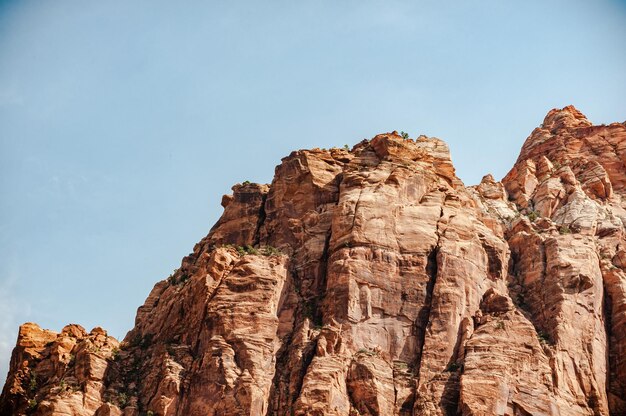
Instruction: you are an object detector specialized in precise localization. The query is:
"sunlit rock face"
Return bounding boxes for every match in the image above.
[2,106,625,416]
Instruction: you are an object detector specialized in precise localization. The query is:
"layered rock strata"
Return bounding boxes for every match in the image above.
[1,106,625,415]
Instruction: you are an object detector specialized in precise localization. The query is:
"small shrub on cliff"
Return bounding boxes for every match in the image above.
[526,210,539,222]
[29,372,37,391]
[28,399,37,410]
[343,144,350,150]
[242,180,251,185]
[110,347,120,361]
[232,245,281,256]
[260,246,282,256]
[235,245,253,255]
[88,344,102,354]
[400,131,409,139]
[559,225,571,234]
[356,348,377,357]
[244,245,259,255]
[537,331,551,345]
[167,268,179,284]
[117,392,129,408]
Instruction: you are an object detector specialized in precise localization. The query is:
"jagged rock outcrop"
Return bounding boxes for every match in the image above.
[2,106,625,415]
[0,323,119,415]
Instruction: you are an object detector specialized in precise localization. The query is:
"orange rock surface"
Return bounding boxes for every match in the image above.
[1,107,625,415]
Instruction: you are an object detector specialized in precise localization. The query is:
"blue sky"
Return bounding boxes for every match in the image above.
[1,0,625,383]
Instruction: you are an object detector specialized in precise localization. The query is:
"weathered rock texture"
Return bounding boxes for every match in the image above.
[2,106,625,415]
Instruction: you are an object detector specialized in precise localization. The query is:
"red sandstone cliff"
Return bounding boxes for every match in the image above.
[1,106,625,415]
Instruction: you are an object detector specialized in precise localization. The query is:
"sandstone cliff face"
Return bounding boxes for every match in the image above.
[1,106,625,416]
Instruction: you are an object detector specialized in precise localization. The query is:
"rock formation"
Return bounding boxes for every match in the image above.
[1,105,625,415]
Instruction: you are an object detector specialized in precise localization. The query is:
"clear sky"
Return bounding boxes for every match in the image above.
[1,0,625,383]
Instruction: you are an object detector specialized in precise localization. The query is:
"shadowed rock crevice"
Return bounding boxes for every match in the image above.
[253,192,269,246]
[601,260,626,414]
[415,245,439,379]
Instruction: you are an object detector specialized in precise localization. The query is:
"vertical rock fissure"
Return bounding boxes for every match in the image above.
[288,233,335,409]
[265,269,317,415]
[266,251,332,414]
[513,238,553,347]
[441,323,464,416]
[415,242,441,380]
[537,241,553,345]
[316,230,333,315]
[291,338,318,407]
[414,204,444,380]
[265,268,299,416]
[393,373,398,411]
[410,199,447,415]
[601,269,623,415]
[253,192,268,246]
[351,188,364,230]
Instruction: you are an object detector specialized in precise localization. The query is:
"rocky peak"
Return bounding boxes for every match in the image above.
[2,110,626,416]
[541,104,592,130]
[505,106,626,213]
